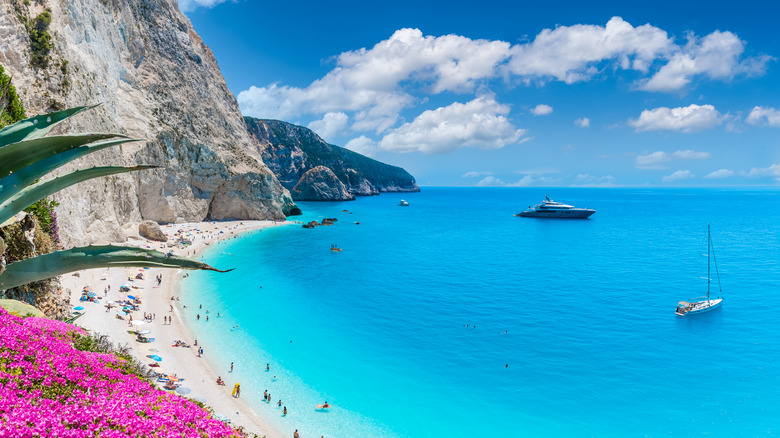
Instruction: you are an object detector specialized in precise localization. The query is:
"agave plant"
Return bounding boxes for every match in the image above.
[0,105,229,291]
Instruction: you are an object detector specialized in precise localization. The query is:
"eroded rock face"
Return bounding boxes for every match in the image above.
[138,220,167,242]
[0,0,298,247]
[245,118,420,199]
[291,166,355,201]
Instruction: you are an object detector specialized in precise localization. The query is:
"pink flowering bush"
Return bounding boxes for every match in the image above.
[0,308,243,437]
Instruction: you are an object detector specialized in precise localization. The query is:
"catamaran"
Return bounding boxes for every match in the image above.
[675,224,723,316]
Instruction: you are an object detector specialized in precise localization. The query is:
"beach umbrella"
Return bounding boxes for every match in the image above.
[175,386,192,395]
[127,295,136,300]
[149,348,159,352]
[192,397,207,404]
[131,320,146,326]
[138,330,151,335]
[73,306,84,311]
[149,355,162,362]
[87,292,96,297]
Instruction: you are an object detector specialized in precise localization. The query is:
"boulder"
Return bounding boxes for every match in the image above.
[139,221,168,242]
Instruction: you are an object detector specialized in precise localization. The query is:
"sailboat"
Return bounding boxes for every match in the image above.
[675,224,724,316]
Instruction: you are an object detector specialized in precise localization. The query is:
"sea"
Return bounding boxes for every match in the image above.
[180,187,780,438]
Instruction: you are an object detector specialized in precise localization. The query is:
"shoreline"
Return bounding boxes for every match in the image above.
[61,220,294,438]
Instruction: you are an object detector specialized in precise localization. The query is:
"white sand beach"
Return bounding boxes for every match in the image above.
[61,220,293,438]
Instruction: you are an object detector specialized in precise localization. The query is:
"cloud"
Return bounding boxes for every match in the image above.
[530,104,553,116]
[377,96,526,154]
[746,164,780,181]
[704,169,734,179]
[571,174,617,187]
[507,17,674,83]
[344,136,377,157]
[178,0,233,12]
[636,149,710,169]
[629,104,723,132]
[307,112,349,142]
[575,117,590,127]
[639,31,773,92]
[476,175,538,187]
[462,171,493,178]
[662,170,694,182]
[236,20,767,155]
[746,106,780,127]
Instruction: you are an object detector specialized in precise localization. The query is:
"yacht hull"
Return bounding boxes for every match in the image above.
[518,209,595,218]
[675,298,723,316]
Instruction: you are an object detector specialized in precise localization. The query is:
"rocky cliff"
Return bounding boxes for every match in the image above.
[291,166,355,201]
[0,0,298,247]
[245,117,420,201]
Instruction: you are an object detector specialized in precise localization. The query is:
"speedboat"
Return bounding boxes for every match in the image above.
[516,195,595,218]
[399,200,409,206]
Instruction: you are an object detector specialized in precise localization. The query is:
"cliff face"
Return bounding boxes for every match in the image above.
[245,117,420,201]
[0,0,297,247]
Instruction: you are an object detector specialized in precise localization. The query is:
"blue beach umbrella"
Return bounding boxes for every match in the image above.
[74,306,84,311]
[149,355,162,362]
[175,386,192,395]
[127,295,136,300]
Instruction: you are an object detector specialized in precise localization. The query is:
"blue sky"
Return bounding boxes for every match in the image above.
[181,0,780,187]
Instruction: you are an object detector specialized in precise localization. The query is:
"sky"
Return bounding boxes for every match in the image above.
[180,0,780,187]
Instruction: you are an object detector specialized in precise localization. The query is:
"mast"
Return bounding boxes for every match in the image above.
[707,223,711,301]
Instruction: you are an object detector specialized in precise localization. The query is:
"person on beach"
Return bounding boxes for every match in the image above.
[264,390,268,401]
[197,314,200,320]
[278,399,282,406]
[266,363,270,371]
[230,362,234,373]
[283,406,287,416]
[293,429,299,438]
[236,384,241,398]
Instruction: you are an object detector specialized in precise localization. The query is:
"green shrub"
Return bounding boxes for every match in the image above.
[28,12,53,68]
[0,64,26,128]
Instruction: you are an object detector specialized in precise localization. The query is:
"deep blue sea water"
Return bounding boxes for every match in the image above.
[181,188,780,437]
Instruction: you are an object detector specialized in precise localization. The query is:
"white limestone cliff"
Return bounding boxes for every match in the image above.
[0,0,297,247]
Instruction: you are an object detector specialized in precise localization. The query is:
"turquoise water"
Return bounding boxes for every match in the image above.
[182,188,780,437]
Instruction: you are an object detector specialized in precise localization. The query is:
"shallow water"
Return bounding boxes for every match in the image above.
[182,188,780,437]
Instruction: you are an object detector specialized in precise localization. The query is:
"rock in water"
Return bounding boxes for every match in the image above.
[138,221,167,242]
[291,167,355,201]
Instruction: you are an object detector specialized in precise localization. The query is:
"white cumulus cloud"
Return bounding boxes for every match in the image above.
[377,96,526,154]
[639,31,772,92]
[476,175,538,187]
[746,164,780,181]
[746,106,780,127]
[178,0,233,12]
[344,136,377,157]
[575,117,590,127]
[662,170,694,182]
[507,17,674,83]
[636,149,710,169]
[530,104,553,116]
[704,169,734,179]
[308,112,349,142]
[629,104,723,132]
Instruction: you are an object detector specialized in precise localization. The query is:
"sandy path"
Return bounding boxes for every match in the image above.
[62,220,293,438]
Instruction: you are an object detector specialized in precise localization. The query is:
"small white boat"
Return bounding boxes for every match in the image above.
[399,200,409,206]
[675,224,724,316]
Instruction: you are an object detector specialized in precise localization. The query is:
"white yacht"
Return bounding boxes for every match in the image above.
[516,195,595,218]
[675,224,724,316]
[399,199,409,206]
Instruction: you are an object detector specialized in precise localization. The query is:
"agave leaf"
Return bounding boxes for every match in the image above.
[0,133,127,179]
[0,137,142,205]
[0,298,45,317]
[0,165,157,225]
[0,245,232,290]
[0,105,99,148]
[0,235,5,277]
